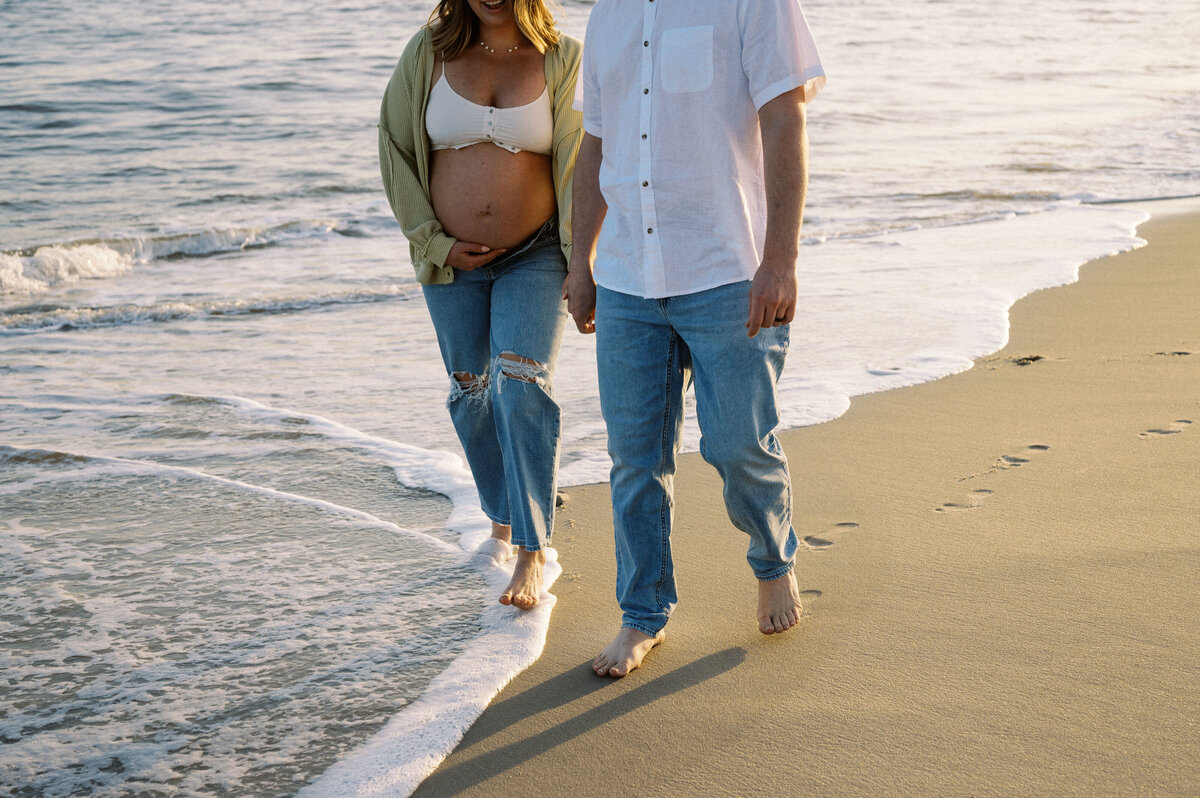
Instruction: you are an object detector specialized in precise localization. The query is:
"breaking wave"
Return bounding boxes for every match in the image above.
[1,220,341,296]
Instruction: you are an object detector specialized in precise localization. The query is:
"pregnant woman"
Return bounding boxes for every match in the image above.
[378,0,582,608]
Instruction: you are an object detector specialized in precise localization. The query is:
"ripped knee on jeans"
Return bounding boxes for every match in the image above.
[494,352,550,392]
[447,371,489,408]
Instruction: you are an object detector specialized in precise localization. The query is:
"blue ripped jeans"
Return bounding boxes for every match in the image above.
[422,219,567,551]
[595,281,797,637]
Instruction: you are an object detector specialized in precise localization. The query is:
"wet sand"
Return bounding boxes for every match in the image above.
[413,201,1200,796]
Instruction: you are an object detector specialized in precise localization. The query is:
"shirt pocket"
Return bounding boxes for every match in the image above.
[660,25,714,94]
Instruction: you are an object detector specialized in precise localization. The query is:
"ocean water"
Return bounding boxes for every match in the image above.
[2,0,1198,794]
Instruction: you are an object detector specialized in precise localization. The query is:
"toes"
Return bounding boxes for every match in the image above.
[595,649,633,677]
[595,630,661,677]
[500,570,541,609]
[767,606,803,632]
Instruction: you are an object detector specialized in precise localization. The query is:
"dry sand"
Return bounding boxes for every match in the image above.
[414,202,1200,797]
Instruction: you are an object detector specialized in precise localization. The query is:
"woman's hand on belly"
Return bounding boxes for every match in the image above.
[446,240,508,271]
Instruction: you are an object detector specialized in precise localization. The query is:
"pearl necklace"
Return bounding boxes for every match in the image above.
[478,40,520,55]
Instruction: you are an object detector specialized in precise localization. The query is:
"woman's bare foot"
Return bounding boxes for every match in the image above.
[757,570,804,634]
[499,547,545,609]
[592,627,665,678]
[475,537,513,564]
[476,522,514,564]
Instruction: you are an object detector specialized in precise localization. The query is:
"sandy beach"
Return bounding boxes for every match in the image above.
[412,202,1200,797]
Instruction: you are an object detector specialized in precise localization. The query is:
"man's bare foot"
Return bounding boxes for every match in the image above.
[592,627,665,678]
[499,548,545,610]
[491,521,511,544]
[757,570,804,634]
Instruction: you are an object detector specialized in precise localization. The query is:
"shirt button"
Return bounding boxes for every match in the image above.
[643,88,649,95]
[642,181,648,187]
[647,227,654,234]
[643,41,649,47]
[641,133,647,140]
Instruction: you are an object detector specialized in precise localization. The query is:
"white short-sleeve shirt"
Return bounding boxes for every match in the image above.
[581,0,825,299]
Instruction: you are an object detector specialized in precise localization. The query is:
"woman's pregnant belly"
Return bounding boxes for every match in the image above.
[430,144,557,250]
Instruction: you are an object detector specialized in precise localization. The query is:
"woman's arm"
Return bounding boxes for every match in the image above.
[378,32,457,281]
[378,125,456,274]
[549,35,585,264]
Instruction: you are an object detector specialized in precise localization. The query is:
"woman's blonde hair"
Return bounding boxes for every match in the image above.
[428,0,560,60]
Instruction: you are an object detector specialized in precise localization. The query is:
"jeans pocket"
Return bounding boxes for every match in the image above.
[660,26,714,94]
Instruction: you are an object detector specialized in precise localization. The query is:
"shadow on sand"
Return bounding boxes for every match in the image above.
[412,647,748,795]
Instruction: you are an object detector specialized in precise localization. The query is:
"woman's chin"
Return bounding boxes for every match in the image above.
[475,0,510,19]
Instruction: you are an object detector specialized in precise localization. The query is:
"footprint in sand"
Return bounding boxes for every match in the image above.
[1139,419,1192,439]
[943,444,1050,508]
[936,488,994,513]
[797,589,823,616]
[799,589,823,600]
[803,522,858,551]
[993,443,1050,471]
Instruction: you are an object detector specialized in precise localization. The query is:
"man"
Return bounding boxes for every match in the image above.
[565,0,826,677]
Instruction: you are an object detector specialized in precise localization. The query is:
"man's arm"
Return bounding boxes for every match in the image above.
[564,132,607,334]
[747,88,809,337]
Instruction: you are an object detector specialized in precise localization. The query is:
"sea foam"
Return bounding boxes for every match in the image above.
[189,397,567,796]
[555,202,1151,489]
[0,396,561,797]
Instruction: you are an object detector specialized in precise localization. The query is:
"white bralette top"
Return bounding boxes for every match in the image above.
[426,73,553,156]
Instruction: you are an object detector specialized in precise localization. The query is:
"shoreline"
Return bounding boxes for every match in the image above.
[410,198,1200,796]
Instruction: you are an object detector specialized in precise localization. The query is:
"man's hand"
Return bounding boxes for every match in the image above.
[446,240,506,271]
[563,260,597,334]
[566,132,606,334]
[746,254,797,337]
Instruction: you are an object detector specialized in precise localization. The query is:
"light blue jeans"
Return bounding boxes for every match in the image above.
[595,280,797,637]
[422,219,567,551]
